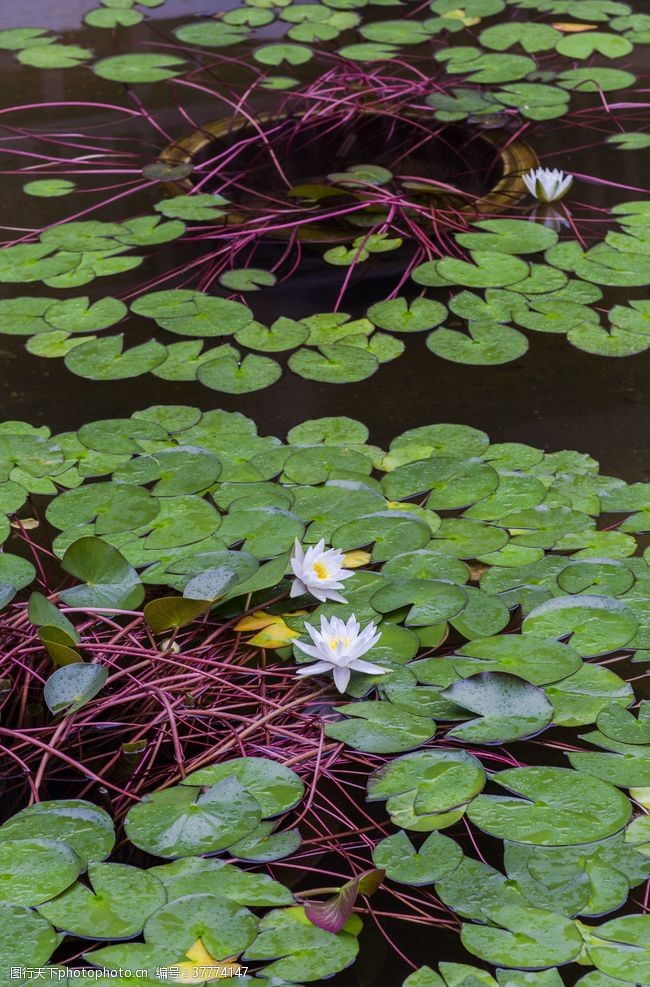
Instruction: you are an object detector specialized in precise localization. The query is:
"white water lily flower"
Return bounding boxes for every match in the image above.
[290,538,353,603]
[295,614,385,693]
[523,167,573,203]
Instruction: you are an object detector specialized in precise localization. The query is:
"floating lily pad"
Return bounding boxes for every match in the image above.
[372,830,463,885]
[523,594,637,657]
[0,839,82,907]
[0,800,114,868]
[467,766,632,845]
[182,757,304,816]
[93,53,187,82]
[442,672,553,744]
[367,749,485,828]
[325,702,436,753]
[427,323,529,365]
[243,906,360,982]
[125,778,262,858]
[37,863,166,939]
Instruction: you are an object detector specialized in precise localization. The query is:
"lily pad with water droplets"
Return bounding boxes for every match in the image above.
[325,702,436,753]
[373,830,463,885]
[442,672,553,744]
[37,862,166,939]
[467,766,632,845]
[125,778,262,858]
[523,595,638,656]
[182,757,304,817]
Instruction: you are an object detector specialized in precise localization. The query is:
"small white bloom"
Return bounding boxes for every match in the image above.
[295,614,386,693]
[523,167,573,203]
[290,538,353,604]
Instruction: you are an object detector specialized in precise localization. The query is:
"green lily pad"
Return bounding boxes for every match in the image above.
[44,662,108,715]
[367,297,447,333]
[467,766,632,845]
[174,21,247,46]
[64,335,167,380]
[426,323,529,365]
[382,456,498,507]
[556,67,636,92]
[433,252,530,288]
[480,22,561,52]
[325,702,436,753]
[37,863,166,938]
[545,664,634,727]
[235,318,309,352]
[461,902,583,968]
[442,672,553,744]
[254,42,312,65]
[0,839,82,907]
[332,511,432,562]
[367,749,485,827]
[197,353,282,393]
[288,344,378,383]
[18,44,93,69]
[0,903,61,971]
[23,179,76,197]
[455,220,558,255]
[124,778,262,858]
[182,757,304,816]
[144,892,258,958]
[219,269,277,292]
[93,53,187,82]
[149,855,293,906]
[372,830,463,885]
[556,32,633,58]
[243,906,360,982]
[371,578,466,626]
[59,537,143,609]
[597,702,650,744]
[0,800,114,868]
[227,824,302,863]
[452,635,582,685]
[523,595,638,656]
[587,916,650,984]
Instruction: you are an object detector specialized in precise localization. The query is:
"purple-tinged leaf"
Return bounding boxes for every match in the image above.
[304,868,385,933]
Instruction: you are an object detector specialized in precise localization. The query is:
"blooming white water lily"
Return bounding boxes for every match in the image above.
[290,538,353,603]
[295,614,385,692]
[523,167,573,203]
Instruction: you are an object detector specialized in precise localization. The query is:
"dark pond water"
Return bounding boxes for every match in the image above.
[0,3,649,986]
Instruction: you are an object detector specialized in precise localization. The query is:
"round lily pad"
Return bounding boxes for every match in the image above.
[125,779,262,858]
[0,839,82,907]
[181,757,304,817]
[467,766,632,845]
[372,830,463,885]
[442,672,553,744]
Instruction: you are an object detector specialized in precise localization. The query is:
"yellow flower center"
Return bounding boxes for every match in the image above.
[313,561,330,580]
[328,636,351,651]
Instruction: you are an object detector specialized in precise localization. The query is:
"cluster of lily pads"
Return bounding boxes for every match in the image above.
[0,408,648,983]
[1,207,649,386]
[2,0,650,376]
[1,0,648,120]
[0,761,370,984]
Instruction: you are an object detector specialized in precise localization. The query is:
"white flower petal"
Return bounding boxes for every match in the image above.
[294,640,325,660]
[349,658,389,676]
[333,665,351,692]
[296,660,335,677]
